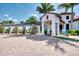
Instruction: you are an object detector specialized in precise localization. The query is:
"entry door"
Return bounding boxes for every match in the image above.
[66,24,69,30]
[60,24,62,33]
[55,23,58,35]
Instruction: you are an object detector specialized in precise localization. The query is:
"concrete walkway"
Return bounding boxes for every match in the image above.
[0,34,79,56]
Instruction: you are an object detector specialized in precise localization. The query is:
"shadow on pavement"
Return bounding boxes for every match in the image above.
[26,35,79,53]
[26,35,66,53]
[2,34,79,53]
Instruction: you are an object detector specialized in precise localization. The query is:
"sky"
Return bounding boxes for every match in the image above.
[0,3,79,22]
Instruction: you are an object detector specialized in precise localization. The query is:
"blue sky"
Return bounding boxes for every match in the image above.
[0,3,79,22]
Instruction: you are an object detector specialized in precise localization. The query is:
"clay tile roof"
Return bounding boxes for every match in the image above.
[74,16,79,19]
[73,16,79,21]
[59,12,75,15]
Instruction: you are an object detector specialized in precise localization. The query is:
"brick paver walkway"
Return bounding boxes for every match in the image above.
[0,34,79,56]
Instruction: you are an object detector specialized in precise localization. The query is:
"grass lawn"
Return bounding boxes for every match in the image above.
[55,36,79,43]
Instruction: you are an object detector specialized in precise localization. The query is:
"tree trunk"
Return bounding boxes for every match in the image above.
[65,8,68,13]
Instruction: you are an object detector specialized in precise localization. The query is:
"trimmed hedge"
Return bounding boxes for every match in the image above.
[31,26,38,35]
[67,30,79,36]
[0,27,4,33]
[5,29,10,33]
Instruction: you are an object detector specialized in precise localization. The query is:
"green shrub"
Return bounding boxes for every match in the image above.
[67,30,79,36]
[5,29,10,33]
[22,29,26,34]
[0,27,4,33]
[75,30,79,35]
[12,27,19,34]
[26,28,32,33]
[19,29,23,33]
[44,30,47,35]
[31,26,38,35]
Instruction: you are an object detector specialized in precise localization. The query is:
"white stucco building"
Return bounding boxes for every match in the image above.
[41,12,79,36]
[72,16,79,30]
[0,12,79,36]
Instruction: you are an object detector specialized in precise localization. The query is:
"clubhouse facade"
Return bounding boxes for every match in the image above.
[41,12,79,36]
[0,12,79,36]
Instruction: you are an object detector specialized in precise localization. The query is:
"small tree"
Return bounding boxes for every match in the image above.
[0,27,4,33]
[13,26,19,34]
[25,16,38,35]
[2,20,15,24]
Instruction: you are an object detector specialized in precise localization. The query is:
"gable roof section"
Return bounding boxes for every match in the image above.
[40,13,65,23]
[59,12,75,15]
[69,16,79,22]
[49,13,61,18]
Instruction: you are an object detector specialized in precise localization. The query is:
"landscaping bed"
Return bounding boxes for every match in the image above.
[67,30,79,36]
[55,36,79,43]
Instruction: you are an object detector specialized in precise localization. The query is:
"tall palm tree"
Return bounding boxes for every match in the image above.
[36,3,55,14]
[58,3,70,12]
[68,3,79,29]
[58,3,79,29]
[36,3,55,34]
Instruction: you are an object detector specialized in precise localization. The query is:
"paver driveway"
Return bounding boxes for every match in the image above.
[0,34,79,56]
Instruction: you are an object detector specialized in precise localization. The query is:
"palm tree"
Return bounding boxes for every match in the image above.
[25,16,38,34]
[68,3,79,29]
[25,16,38,24]
[58,3,79,29]
[2,20,14,24]
[36,3,55,14]
[58,3,70,12]
[36,3,55,34]
[20,21,25,24]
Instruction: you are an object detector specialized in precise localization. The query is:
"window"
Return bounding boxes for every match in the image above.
[66,16,69,19]
[46,15,48,19]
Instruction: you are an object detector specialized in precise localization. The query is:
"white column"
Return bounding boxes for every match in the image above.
[69,23,71,30]
[51,20,55,36]
[64,24,66,31]
[58,22,60,35]
[42,20,44,34]
[38,26,40,33]
[47,26,50,34]
[15,26,18,34]
[9,26,11,34]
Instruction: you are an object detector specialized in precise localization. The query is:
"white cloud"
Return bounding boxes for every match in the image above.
[8,17,13,20]
[29,14,38,17]
[13,19,17,22]
[33,14,38,17]
[4,14,9,17]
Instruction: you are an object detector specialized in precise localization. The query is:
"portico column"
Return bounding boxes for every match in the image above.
[51,20,55,36]
[15,26,18,34]
[47,26,50,34]
[38,26,40,33]
[9,26,12,34]
[64,24,66,31]
[42,20,44,34]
